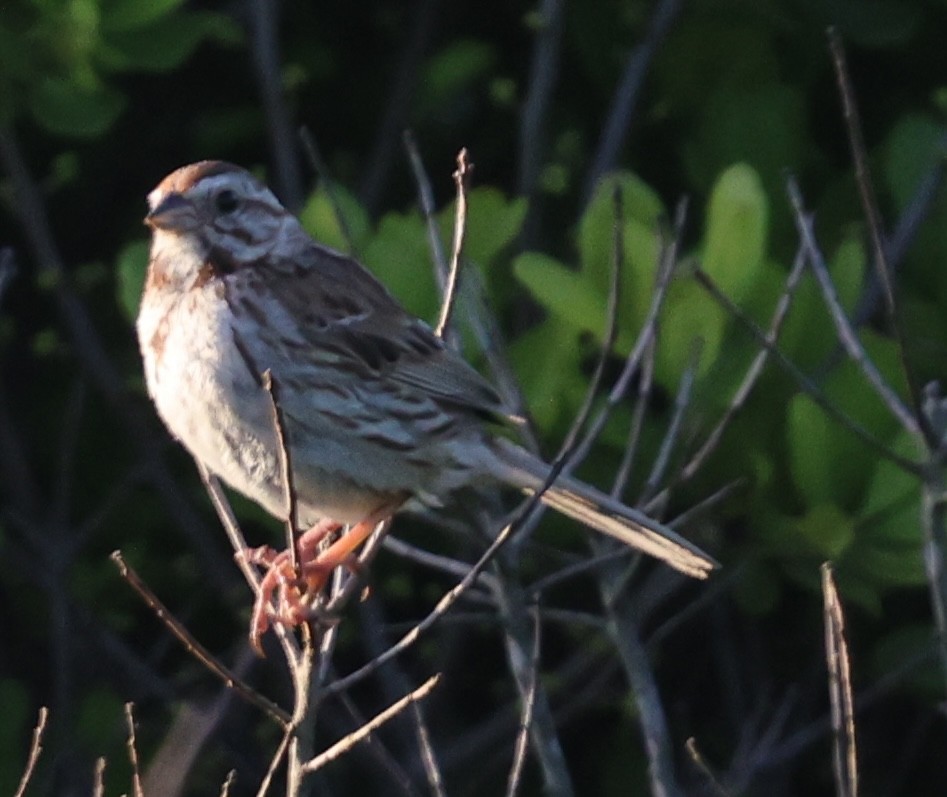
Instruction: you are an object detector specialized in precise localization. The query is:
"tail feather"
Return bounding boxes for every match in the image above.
[490,439,718,580]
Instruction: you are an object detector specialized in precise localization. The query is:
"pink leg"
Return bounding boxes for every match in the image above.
[246,509,396,652]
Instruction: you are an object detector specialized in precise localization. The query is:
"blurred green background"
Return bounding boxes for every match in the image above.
[2,0,947,794]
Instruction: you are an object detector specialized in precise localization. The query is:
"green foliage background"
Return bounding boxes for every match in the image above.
[3,0,947,794]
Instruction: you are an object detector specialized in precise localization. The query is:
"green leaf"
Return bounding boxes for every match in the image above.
[862,428,922,544]
[513,253,608,334]
[507,317,584,430]
[683,83,806,195]
[829,0,920,48]
[437,186,527,267]
[416,39,496,118]
[29,76,125,137]
[362,211,437,320]
[299,183,371,254]
[855,543,925,586]
[829,233,866,313]
[101,11,240,72]
[101,0,186,33]
[115,240,149,322]
[701,163,768,304]
[794,503,855,559]
[654,277,727,388]
[786,393,863,509]
[883,114,946,212]
[578,171,664,295]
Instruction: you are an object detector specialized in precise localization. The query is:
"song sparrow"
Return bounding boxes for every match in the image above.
[138,161,716,637]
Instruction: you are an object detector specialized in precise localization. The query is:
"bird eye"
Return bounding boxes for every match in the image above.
[215,189,240,215]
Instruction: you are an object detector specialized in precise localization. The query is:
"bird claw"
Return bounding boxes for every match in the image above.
[240,519,372,653]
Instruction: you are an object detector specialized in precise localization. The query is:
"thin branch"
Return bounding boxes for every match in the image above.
[0,246,16,309]
[821,563,858,797]
[827,28,929,448]
[125,703,144,797]
[383,534,500,592]
[256,725,293,797]
[786,176,919,437]
[198,465,262,593]
[404,131,535,443]
[920,469,947,696]
[611,301,658,501]
[827,28,892,314]
[553,184,625,464]
[404,130,449,287]
[0,125,233,595]
[92,758,106,797]
[262,370,299,573]
[678,244,807,485]
[518,0,565,246]
[219,770,237,797]
[300,127,358,254]
[685,738,731,796]
[13,707,48,797]
[694,268,921,476]
[640,340,700,507]
[303,675,442,774]
[435,148,473,339]
[326,518,518,695]
[413,700,447,797]
[505,604,542,797]
[519,0,564,198]
[246,0,302,209]
[358,0,440,214]
[111,551,291,726]
[583,0,685,201]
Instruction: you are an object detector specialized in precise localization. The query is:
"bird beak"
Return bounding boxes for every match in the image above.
[144,192,197,232]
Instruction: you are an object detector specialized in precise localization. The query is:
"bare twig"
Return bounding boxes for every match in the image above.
[786,177,919,437]
[827,29,930,452]
[685,738,731,796]
[111,551,290,726]
[92,757,106,797]
[262,370,299,573]
[694,268,920,476]
[0,247,16,309]
[303,675,442,774]
[219,770,237,797]
[826,28,892,314]
[256,725,293,797]
[246,0,302,209]
[404,131,535,440]
[383,534,500,591]
[0,125,232,594]
[125,703,144,797]
[435,148,473,339]
[677,244,807,485]
[583,0,685,201]
[358,0,440,214]
[920,472,947,697]
[13,706,48,797]
[413,700,447,797]
[518,0,565,245]
[640,340,700,506]
[611,321,657,501]
[300,127,358,254]
[505,604,542,797]
[553,185,625,463]
[327,518,518,695]
[198,466,262,592]
[821,563,858,797]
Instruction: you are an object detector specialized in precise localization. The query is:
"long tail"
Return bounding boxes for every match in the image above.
[489,439,718,579]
